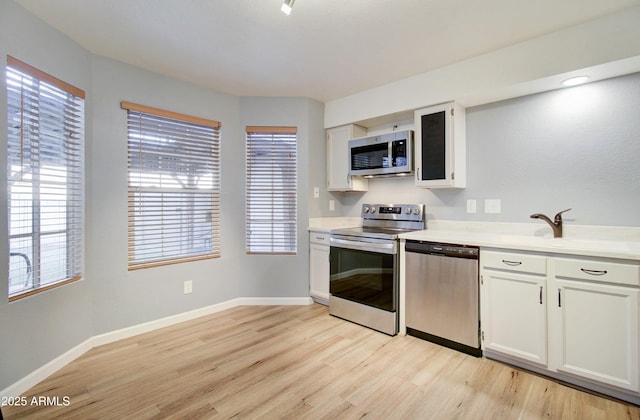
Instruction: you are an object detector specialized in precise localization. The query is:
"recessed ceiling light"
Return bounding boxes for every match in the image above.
[562,76,590,87]
[281,0,295,15]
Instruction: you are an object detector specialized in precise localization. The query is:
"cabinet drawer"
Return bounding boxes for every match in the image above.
[553,257,640,286]
[309,231,330,246]
[481,250,546,275]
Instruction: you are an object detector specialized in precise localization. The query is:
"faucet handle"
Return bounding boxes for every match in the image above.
[554,208,572,222]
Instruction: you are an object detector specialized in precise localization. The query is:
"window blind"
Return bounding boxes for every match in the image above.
[6,56,85,300]
[122,102,221,269]
[245,126,297,254]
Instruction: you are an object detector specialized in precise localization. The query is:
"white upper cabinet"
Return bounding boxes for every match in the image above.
[326,124,368,191]
[414,102,466,188]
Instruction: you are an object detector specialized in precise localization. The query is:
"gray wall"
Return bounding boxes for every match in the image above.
[340,72,640,227]
[88,56,242,335]
[0,0,94,392]
[307,100,331,218]
[238,96,322,298]
[0,0,322,390]
[3,0,639,393]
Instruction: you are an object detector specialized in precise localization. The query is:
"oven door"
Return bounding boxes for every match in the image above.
[329,236,398,312]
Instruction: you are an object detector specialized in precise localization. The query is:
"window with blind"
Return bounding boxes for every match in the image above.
[245,126,297,254]
[6,56,85,300]
[122,102,220,269]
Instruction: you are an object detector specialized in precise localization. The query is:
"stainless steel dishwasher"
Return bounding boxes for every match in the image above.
[405,241,481,357]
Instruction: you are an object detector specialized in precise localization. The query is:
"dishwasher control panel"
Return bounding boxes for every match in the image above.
[405,241,479,259]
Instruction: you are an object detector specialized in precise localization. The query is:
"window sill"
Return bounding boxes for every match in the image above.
[9,276,83,302]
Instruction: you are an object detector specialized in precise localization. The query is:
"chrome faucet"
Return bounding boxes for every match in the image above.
[530,208,571,238]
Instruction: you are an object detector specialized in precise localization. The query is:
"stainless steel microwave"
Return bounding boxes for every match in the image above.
[349,130,413,177]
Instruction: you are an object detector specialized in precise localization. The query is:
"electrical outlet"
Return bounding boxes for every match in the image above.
[313,187,319,199]
[466,199,477,214]
[485,199,502,214]
[329,200,335,211]
[183,280,193,294]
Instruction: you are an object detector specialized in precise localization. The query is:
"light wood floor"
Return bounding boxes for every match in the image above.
[4,304,640,419]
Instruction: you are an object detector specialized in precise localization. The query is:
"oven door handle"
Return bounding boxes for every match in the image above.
[330,237,397,254]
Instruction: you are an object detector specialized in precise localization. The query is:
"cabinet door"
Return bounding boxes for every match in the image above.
[326,124,367,191]
[309,242,330,304]
[414,102,466,188]
[482,271,547,365]
[550,278,639,392]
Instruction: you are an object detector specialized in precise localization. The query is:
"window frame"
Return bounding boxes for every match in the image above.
[245,126,298,255]
[122,101,221,270]
[6,55,85,301]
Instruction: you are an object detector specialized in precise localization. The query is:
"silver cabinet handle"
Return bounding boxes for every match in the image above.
[502,260,522,266]
[580,268,608,276]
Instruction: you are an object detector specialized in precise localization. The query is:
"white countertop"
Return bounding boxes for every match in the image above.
[308,218,640,260]
[399,221,640,261]
[308,217,361,232]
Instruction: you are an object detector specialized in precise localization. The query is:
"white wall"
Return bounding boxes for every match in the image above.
[338,72,640,227]
[324,5,640,128]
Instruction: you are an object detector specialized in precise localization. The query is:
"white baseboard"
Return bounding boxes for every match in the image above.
[92,296,313,347]
[1,338,94,401]
[1,296,313,399]
[91,298,241,347]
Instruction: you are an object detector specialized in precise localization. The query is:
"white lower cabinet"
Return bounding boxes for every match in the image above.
[309,230,330,305]
[549,257,640,392]
[481,249,640,401]
[481,250,548,365]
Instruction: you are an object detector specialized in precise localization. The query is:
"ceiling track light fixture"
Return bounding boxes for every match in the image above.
[281,0,295,15]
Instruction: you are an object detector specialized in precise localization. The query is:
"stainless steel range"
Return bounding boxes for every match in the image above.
[329,204,425,335]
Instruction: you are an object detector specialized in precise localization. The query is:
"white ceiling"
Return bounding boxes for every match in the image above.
[14,0,640,102]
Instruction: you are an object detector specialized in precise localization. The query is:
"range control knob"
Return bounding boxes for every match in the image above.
[413,208,421,215]
[363,206,370,213]
[405,208,412,214]
[370,206,376,213]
